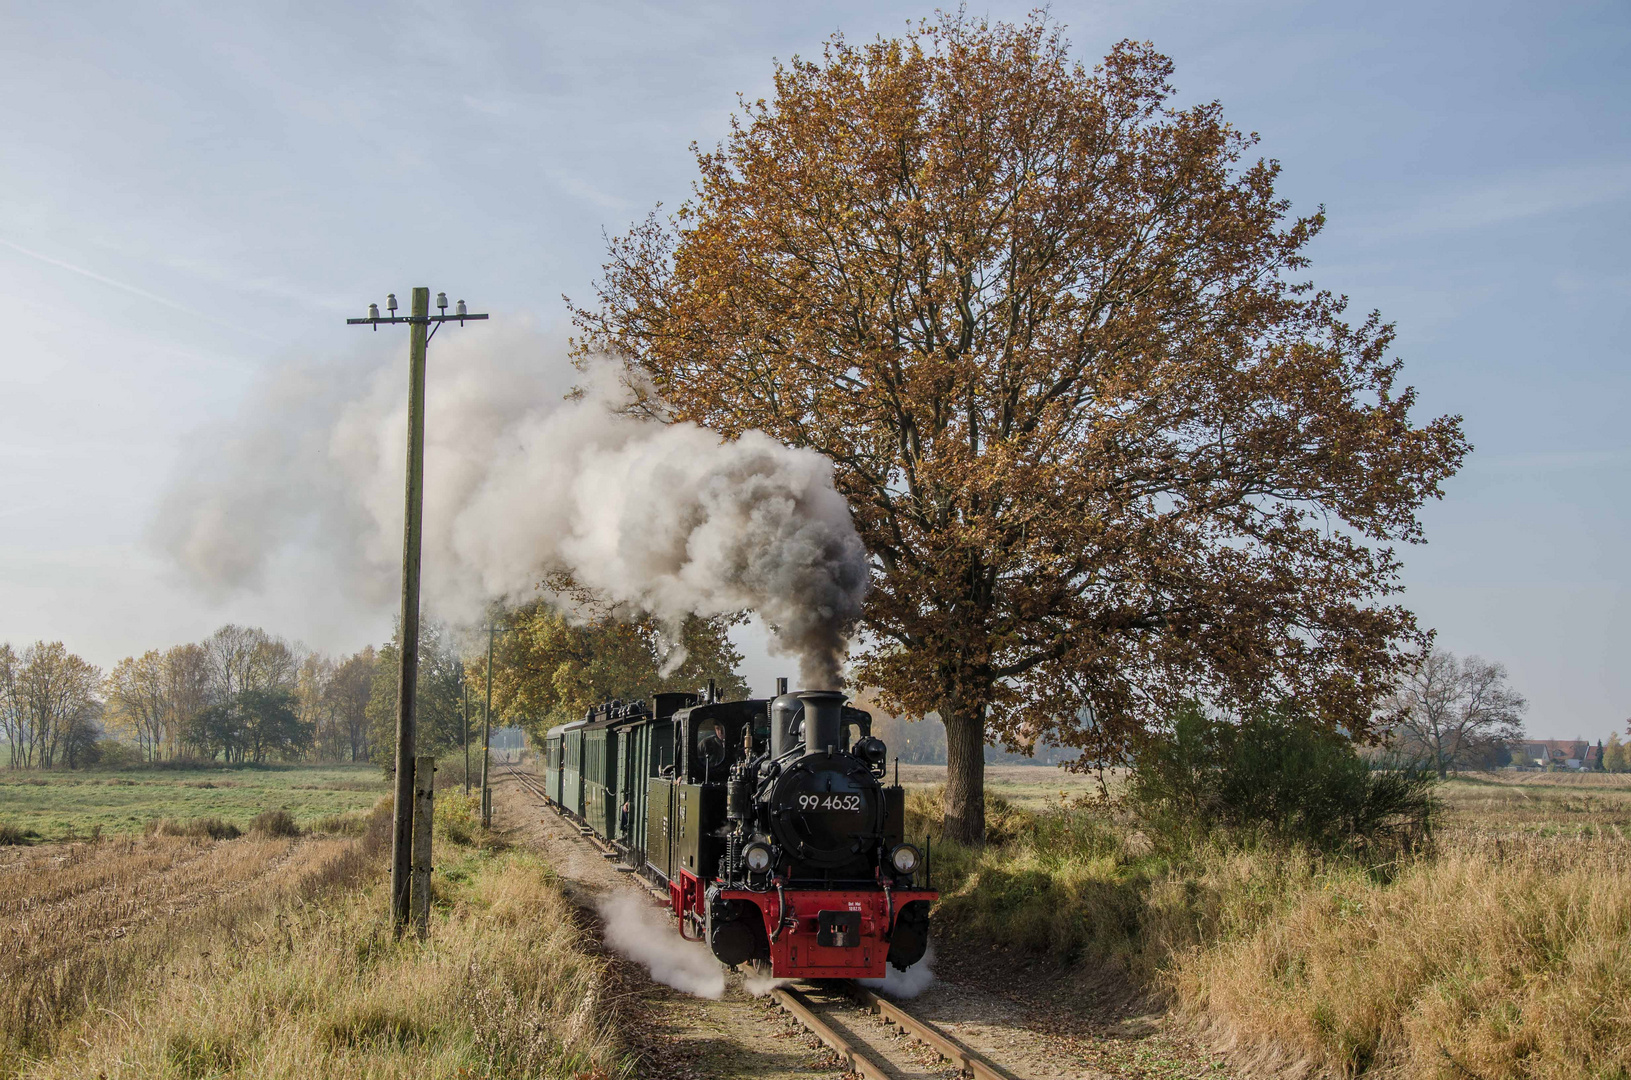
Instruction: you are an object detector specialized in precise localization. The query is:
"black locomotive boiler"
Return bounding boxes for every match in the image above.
[541,685,935,979]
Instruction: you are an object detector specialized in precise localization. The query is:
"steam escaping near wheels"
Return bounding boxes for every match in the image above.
[156,332,868,685]
[859,942,935,998]
[595,891,725,1000]
[742,971,791,997]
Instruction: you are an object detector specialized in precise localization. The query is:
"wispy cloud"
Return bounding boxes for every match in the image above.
[545,168,629,211]
[1373,162,1631,239]
[0,236,275,341]
[1471,450,1629,476]
[461,94,518,118]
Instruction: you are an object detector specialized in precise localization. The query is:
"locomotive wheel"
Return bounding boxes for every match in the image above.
[710,919,757,967]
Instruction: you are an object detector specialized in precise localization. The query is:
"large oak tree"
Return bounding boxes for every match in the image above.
[575,15,1468,841]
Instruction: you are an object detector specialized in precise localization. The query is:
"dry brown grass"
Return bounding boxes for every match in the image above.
[249,808,302,837]
[1172,831,1631,1079]
[19,849,625,1080]
[0,797,626,1080]
[915,771,1631,1079]
[0,810,384,1069]
[146,815,243,839]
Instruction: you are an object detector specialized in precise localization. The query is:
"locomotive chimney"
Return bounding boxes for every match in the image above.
[770,692,801,758]
[799,690,845,756]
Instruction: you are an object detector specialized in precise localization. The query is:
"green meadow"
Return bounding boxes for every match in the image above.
[0,764,387,840]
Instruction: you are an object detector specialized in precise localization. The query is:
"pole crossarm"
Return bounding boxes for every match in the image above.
[345,314,489,325]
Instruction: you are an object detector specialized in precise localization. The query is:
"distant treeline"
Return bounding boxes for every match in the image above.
[0,606,749,772]
[865,705,1079,767]
[0,623,484,770]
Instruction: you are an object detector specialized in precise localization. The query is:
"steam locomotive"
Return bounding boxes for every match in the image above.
[540,683,935,979]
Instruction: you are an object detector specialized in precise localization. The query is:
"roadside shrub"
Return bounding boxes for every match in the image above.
[0,822,25,845]
[147,816,243,840]
[436,790,481,846]
[249,809,301,837]
[90,739,144,769]
[1128,704,1436,855]
[310,810,370,836]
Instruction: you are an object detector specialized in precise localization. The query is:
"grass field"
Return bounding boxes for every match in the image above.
[7,759,1627,1078]
[910,768,1631,1080]
[1437,769,1631,835]
[898,762,1106,809]
[0,795,625,1079]
[0,764,388,841]
[902,762,1631,831]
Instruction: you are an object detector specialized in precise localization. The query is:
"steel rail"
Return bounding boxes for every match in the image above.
[845,983,1017,1080]
[769,986,892,1080]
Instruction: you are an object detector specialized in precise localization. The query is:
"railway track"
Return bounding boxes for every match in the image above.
[502,762,1018,1080]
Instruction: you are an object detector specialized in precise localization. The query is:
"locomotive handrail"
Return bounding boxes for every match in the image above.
[771,879,789,942]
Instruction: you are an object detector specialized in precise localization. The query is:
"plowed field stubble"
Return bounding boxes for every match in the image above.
[0,777,626,1080]
[0,809,382,1067]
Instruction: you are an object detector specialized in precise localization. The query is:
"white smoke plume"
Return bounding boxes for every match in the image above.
[156,325,868,685]
[595,891,725,999]
[858,942,935,998]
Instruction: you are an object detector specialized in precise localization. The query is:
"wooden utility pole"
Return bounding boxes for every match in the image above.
[482,619,494,827]
[410,754,435,939]
[347,288,487,935]
[462,681,471,796]
[389,286,429,932]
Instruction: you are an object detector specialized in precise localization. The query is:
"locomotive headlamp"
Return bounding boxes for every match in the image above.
[890,844,921,875]
[743,841,774,873]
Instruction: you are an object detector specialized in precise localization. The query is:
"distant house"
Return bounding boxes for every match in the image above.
[1518,739,1604,770]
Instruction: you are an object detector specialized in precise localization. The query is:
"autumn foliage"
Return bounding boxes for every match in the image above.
[483,604,748,739]
[576,14,1468,840]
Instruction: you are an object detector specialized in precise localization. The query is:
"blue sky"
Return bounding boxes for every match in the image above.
[1,1,1626,738]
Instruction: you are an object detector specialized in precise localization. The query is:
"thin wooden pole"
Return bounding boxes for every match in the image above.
[389,286,430,934]
[481,620,494,827]
[410,754,435,940]
[462,681,471,796]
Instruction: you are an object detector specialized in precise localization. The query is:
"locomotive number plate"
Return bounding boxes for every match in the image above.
[797,794,862,811]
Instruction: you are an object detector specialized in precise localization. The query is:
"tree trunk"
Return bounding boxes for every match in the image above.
[942,707,986,844]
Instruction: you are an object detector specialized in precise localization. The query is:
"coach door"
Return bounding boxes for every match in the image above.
[643,718,678,879]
